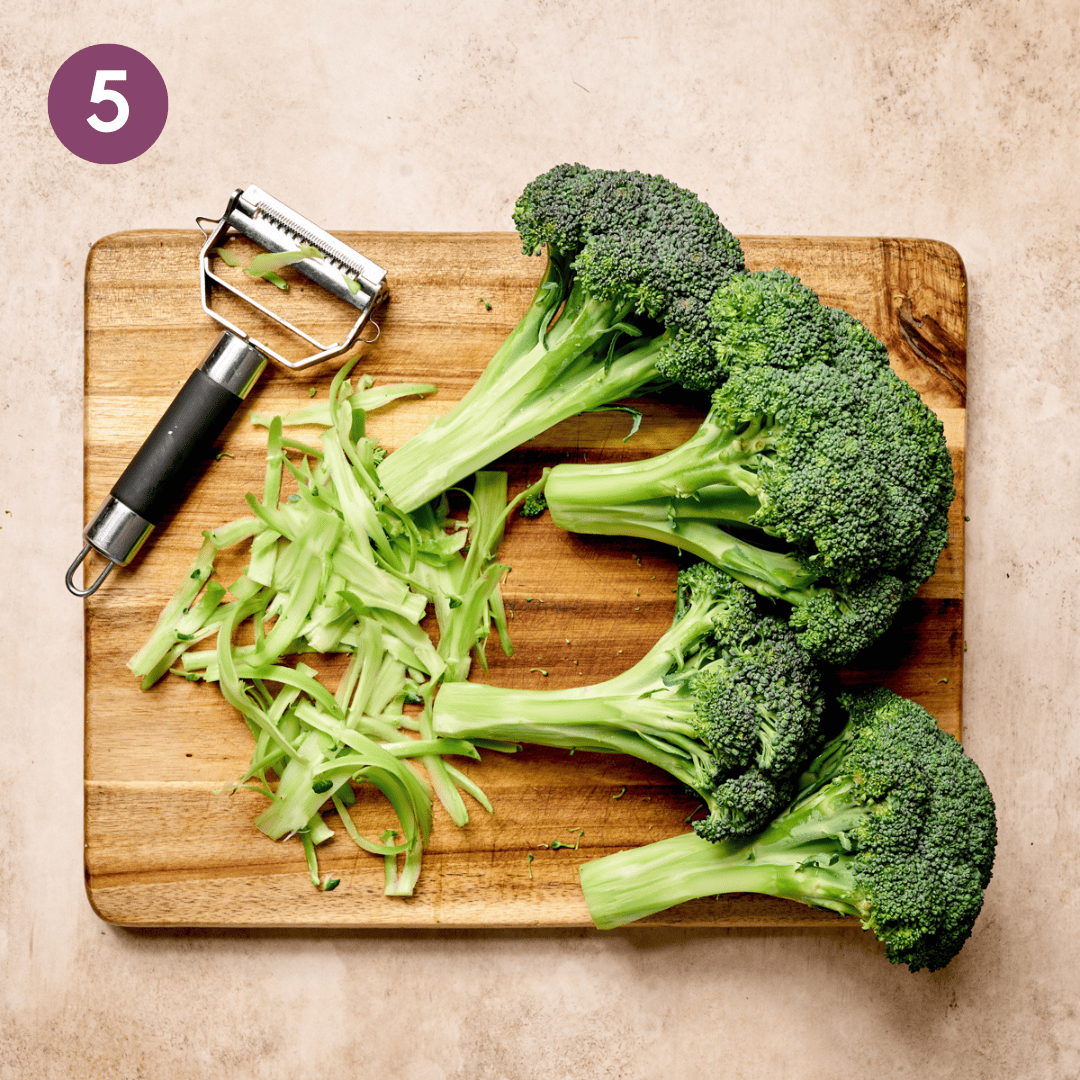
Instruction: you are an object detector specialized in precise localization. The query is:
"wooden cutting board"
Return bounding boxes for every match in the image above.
[82,230,966,928]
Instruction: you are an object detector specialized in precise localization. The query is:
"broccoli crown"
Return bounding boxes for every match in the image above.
[543,265,954,663]
[656,267,894,389]
[674,557,759,627]
[512,162,603,262]
[670,563,827,837]
[707,269,835,374]
[688,621,824,780]
[824,303,892,372]
[378,164,746,514]
[710,356,954,592]
[693,768,795,844]
[578,687,997,972]
[785,575,906,666]
[793,687,998,971]
[513,164,745,386]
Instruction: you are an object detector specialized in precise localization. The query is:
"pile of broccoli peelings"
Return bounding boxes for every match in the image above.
[134,164,994,973]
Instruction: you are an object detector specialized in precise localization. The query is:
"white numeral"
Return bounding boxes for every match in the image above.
[87,70,129,133]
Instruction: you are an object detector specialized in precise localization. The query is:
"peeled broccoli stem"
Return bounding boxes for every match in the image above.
[579,780,866,930]
[544,418,825,603]
[433,590,729,802]
[435,684,714,794]
[377,257,668,513]
[130,369,525,895]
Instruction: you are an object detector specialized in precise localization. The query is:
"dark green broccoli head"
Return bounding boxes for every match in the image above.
[690,622,824,779]
[656,267,894,390]
[570,169,744,325]
[432,560,827,848]
[578,687,996,967]
[694,768,795,843]
[710,357,954,593]
[706,269,835,374]
[822,688,997,971]
[824,304,892,372]
[512,162,603,262]
[786,576,906,667]
[686,616,825,838]
[842,362,955,580]
[514,164,745,388]
[667,563,826,839]
[674,559,759,632]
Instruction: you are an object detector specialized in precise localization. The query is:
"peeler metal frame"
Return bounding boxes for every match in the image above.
[67,185,389,597]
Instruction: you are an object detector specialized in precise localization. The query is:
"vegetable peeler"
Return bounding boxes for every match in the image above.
[67,185,389,597]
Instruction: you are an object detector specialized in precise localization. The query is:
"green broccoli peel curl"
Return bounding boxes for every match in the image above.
[579,687,997,974]
[433,563,826,841]
[376,164,745,513]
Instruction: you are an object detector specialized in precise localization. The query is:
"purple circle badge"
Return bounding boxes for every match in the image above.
[48,45,168,165]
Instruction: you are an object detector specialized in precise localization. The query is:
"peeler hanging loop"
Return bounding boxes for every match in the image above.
[65,544,116,597]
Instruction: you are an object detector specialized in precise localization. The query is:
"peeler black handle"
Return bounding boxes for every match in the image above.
[67,331,267,596]
[114,365,245,524]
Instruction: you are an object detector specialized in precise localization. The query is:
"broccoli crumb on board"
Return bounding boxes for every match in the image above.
[519,492,547,517]
[549,829,585,850]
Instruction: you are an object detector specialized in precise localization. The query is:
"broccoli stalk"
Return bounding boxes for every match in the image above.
[376,164,745,513]
[381,259,663,501]
[543,408,816,597]
[434,563,825,841]
[579,687,997,974]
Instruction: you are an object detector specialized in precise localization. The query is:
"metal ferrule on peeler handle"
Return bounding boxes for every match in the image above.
[67,332,266,596]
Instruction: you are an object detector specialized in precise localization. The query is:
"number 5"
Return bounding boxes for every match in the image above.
[87,70,129,133]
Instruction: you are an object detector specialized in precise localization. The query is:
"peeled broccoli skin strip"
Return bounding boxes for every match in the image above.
[131,369,524,895]
[579,686,997,974]
[376,164,745,513]
[433,563,826,841]
[545,310,955,665]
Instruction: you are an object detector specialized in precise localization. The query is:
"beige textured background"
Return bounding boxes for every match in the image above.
[2,1,1077,1076]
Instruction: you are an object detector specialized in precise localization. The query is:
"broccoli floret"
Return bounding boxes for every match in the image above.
[433,562,826,841]
[692,268,836,377]
[579,687,997,973]
[673,268,891,380]
[544,282,955,665]
[376,164,745,512]
[519,492,547,518]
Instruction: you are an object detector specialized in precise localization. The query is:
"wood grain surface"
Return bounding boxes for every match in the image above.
[82,230,966,928]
